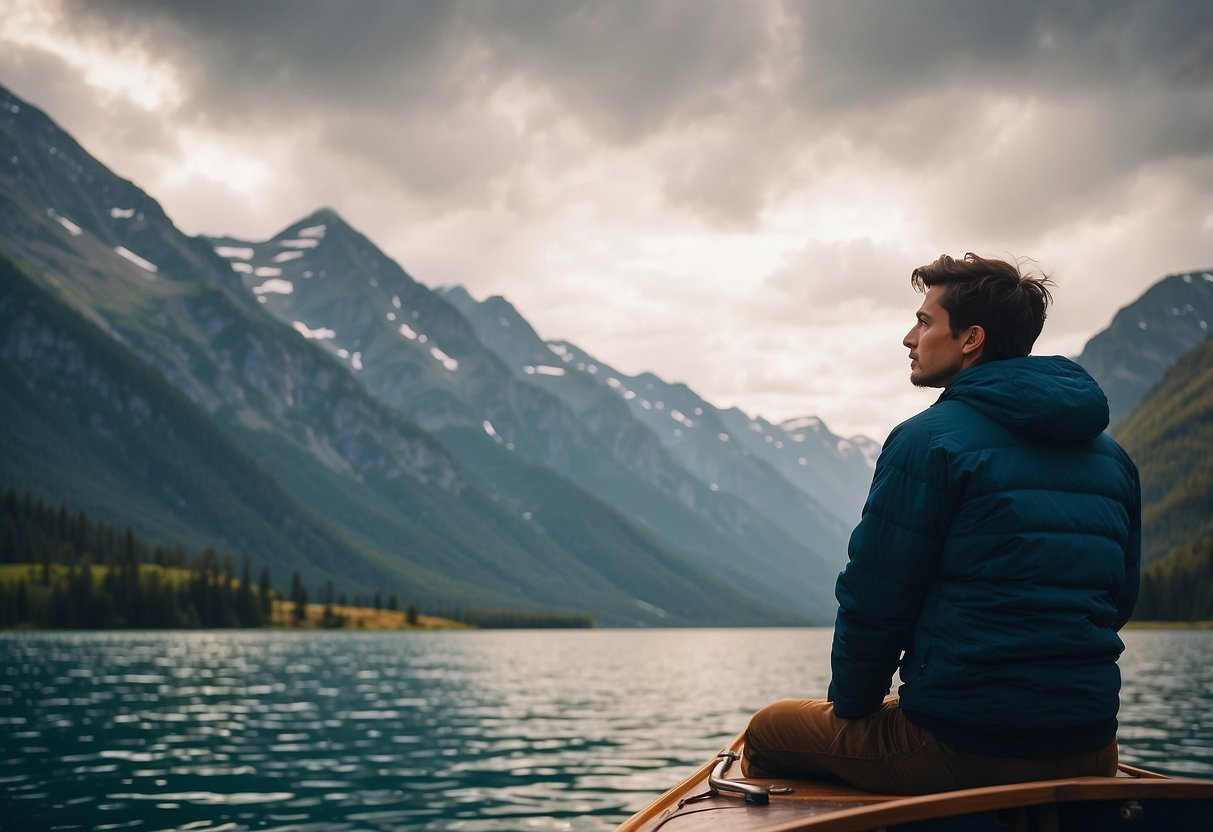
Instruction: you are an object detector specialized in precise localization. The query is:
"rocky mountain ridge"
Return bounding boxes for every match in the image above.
[5,80,1209,625]
[1,83,792,625]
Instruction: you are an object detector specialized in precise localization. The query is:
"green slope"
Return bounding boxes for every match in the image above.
[1114,334,1213,567]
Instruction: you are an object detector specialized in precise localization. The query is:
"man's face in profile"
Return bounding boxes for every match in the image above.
[904,285,968,388]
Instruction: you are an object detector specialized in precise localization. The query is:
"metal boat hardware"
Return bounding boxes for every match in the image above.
[707,750,793,805]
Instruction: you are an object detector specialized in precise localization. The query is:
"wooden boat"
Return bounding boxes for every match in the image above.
[615,731,1213,831]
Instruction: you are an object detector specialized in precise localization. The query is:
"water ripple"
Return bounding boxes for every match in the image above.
[1,628,1211,830]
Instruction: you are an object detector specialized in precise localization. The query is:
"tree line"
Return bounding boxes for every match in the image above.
[434,608,594,629]
[0,489,275,628]
[1134,536,1213,622]
[0,489,592,630]
[0,489,371,629]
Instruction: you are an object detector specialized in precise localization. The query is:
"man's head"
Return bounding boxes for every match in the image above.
[903,253,1054,388]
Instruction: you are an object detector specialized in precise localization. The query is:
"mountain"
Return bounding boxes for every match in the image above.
[440,287,871,553]
[212,215,843,620]
[538,341,861,566]
[1114,333,1213,566]
[6,80,1209,628]
[714,411,879,527]
[0,251,360,587]
[0,83,794,626]
[1074,270,1213,427]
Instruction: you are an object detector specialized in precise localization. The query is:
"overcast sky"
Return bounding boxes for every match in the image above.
[3,0,1210,439]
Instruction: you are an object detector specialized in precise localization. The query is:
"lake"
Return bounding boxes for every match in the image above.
[2,628,1212,831]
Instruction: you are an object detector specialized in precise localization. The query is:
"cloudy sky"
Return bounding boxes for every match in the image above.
[2,0,1210,439]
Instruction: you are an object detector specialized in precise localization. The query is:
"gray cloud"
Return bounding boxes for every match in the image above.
[4,0,1210,438]
[776,1,1213,237]
[72,0,462,115]
[786,1,1213,108]
[46,0,1212,231]
[30,2,733,233]
[472,1,771,141]
[764,238,915,316]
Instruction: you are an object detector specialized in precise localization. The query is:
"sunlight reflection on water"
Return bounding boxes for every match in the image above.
[1,628,1210,831]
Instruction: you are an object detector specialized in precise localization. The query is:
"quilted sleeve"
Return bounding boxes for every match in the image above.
[828,421,949,719]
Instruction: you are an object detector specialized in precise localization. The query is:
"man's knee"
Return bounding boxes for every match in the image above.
[743,700,794,773]
[743,699,839,776]
[746,700,813,744]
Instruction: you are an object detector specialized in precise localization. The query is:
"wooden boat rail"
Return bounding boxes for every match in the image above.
[615,734,1213,832]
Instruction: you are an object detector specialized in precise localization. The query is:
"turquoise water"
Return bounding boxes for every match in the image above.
[2,628,1211,831]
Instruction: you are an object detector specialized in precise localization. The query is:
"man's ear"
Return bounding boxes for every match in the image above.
[961,325,985,357]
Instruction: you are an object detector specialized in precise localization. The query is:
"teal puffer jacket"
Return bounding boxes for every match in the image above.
[829,356,1140,746]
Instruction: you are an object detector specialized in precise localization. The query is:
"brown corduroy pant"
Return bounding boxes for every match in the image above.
[742,696,1118,795]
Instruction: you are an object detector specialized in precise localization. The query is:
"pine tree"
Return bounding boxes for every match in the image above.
[322,579,337,628]
[291,571,307,624]
[258,567,273,620]
[236,555,257,627]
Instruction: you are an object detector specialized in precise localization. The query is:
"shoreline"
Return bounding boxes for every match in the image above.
[1123,620,1213,630]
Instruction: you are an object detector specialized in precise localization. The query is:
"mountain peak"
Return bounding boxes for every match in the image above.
[269,207,352,242]
[781,415,825,433]
[1076,267,1213,425]
[307,206,344,224]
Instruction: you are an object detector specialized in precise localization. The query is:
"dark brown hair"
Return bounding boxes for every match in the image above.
[911,253,1054,361]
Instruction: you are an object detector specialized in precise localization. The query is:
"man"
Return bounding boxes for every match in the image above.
[743,253,1141,794]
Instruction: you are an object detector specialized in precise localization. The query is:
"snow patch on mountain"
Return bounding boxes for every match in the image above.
[670,409,694,428]
[50,211,82,236]
[430,346,458,371]
[114,246,157,274]
[524,365,565,376]
[254,279,293,295]
[293,321,336,340]
[280,238,320,249]
[782,416,824,433]
[335,348,363,370]
[607,377,641,399]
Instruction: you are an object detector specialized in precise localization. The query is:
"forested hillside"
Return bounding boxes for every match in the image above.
[1115,334,1213,566]
[0,488,594,630]
[0,488,273,629]
[1134,538,1213,621]
[1114,335,1213,621]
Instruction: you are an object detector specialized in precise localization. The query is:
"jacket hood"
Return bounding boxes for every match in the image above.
[937,355,1110,443]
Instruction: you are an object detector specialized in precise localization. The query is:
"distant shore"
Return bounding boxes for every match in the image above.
[1124,620,1213,630]
[267,600,469,631]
